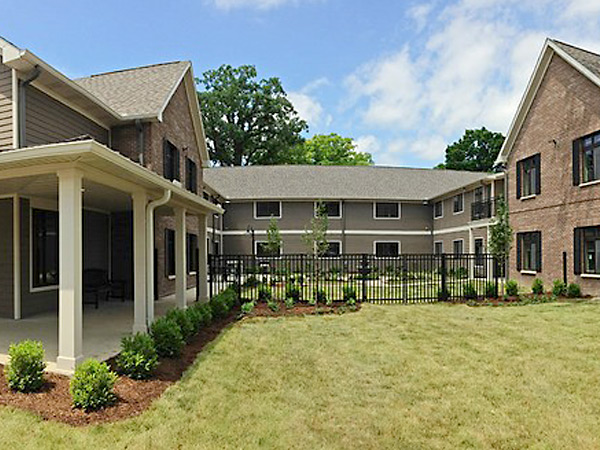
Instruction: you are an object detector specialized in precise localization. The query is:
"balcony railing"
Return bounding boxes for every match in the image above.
[471,198,497,221]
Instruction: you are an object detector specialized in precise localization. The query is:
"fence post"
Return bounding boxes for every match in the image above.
[236,259,242,299]
[208,255,213,300]
[361,254,368,303]
[494,256,499,298]
[440,253,448,301]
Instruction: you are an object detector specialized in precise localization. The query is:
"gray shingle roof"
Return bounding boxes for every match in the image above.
[74,61,190,118]
[204,165,491,201]
[552,40,600,79]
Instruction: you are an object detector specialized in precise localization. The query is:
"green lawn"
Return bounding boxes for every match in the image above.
[2,302,600,449]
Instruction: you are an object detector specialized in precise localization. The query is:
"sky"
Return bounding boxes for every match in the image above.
[3,0,600,167]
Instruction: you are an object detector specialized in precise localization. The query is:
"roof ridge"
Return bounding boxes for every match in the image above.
[551,39,600,59]
[206,165,491,175]
[76,60,187,80]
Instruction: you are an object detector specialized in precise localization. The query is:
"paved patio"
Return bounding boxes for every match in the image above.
[0,288,199,373]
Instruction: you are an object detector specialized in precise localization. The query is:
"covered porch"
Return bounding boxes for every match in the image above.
[0,140,221,373]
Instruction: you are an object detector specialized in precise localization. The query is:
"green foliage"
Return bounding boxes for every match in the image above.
[209,292,232,319]
[552,279,567,297]
[488,197,513,267]
[258,284,272,302]
[117,333,158,380]
[452,267,468,279]
[284,296,295,309]
[532,278,545,295]
[463,282,478,299]
[197,64,307,166]
[437,288,450,301]
[505,280,519,297]
[166,308,194,342]
[195,303,213,325]
[285,283,301,302]
[567,283,582,298]
[150,317,185,358]
[241,301,255,314]
[264,217,282,256]
[267,299,280,312]
[186,306,205,334]
[343,285,357,303]
[436,127,504,172]
[287,133,373,166]
[485,281,498,298]
[70,360,118,411]
[244,275,260,288]
[315,289,327,305]
[303,201,329,256]
[220,288,239,310]
[4,340,46,393]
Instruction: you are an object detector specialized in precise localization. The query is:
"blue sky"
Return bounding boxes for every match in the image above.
[3,0,600,166]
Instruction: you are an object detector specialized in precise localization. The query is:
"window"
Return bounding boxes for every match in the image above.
[254,201,281,219]
[323,241,341,257]
[316,201,341,218]
[574,226,600,274]
[434,201,443,219]
[573,131,600,185]
[516,154,540,198]
[256,241,281,258]
[453,239,464,255]
[474,187,483,203]
[165,229,175,277]
[434,241,443,254]
[517,231,542,272]
[163,140,180,181]
[374,202,400,219]
[474,238,484,267]
[185,158,198,193]
[187,233,198,273]
[375,241,399,257]
[453,193,464,213]
[32,209,58,288]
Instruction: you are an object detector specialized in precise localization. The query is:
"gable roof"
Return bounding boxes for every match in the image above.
[496,38,600,164]
[74,61,190,120]
[203,165,492,202]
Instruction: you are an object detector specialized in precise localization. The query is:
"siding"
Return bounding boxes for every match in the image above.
[25,86,108,147]
[0,57,13,150]
[0,199,13,318]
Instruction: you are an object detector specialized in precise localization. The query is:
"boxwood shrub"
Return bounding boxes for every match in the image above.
[5,340,46,393]
[567,282,582,298]
[70,359,118,411]
[505,280,519,297]
[150,316,185,358]
[209,295,229,319]
[166,308,194,341]
[531,278,544,295]
[552,279,567,297]
[117,333,158,380]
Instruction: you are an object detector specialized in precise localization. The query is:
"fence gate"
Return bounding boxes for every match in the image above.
[209,253,500,304]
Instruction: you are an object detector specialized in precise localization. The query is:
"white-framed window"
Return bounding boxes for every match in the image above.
[374,241,400,257]
[434,201,443,219]
[322,240,342,257]
[315,201,342,219]
[254,201,282,219]
[434,241,443,254]
[373,202,400,219]
[452,239,464,255]
[255,241,282,258]
[453,193,464,214]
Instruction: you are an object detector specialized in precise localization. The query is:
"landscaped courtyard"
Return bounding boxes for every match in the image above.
[1,301,600,448]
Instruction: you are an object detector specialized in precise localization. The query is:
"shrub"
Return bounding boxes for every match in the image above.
[531,278,545,295]
[505,280,519,297]
[437,288,450,301]
[267,299,280,312]
[196,303,213,325]
[70,359,118,411]
[4,340,46,393]
[285,283,301,302]
[284,296,295,309]
[567,282,582,298]
[552,279,567,297]
[485,281,498,298]
[220,288,239,309]
[315,289,327,305]
[241,301,255,314]
[166,308,194,341]
[463,282,477,299]
[343,285,357,303]
[150,316,185,358]
[209,295,229,319]
[244,275,260,288]
[258,284,272,302]
[186,306,205,334]
[454,267,468,279]
[117,333,158,380]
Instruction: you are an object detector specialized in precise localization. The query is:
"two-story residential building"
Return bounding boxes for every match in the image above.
[497,38,600,295]
[0,37,221,372]
[204,165,503,257]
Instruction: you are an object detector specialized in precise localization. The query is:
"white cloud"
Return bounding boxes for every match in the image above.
[354,135,381,155]
[288,91,328,127]
[210,0,316,10]
[407,3,433,31]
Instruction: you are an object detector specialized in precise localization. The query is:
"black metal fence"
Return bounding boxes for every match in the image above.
[209,253,501,304]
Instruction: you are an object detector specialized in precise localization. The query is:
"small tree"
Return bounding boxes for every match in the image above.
[488,197,512,292]
[265,217,282,256]
[303,202,329,256]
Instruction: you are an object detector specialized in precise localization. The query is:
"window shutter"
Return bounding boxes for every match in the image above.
[573,140,580,186]
[174,148,180,181]
[516,233,522,271]
[536,231,542,272]
[516,161,522,199]
[574,228,582,275]
[163,139,170,179]
[534,154,541,195]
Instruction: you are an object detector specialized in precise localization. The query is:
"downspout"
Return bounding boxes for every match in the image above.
[146,189,172,326]
[135,119,145,166]
[18,65,41,148]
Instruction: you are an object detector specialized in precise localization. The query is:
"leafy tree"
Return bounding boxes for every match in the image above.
[489,197,512,287]
[288,133,373,165]
[303,202,329,256]
[197,64,307,166]
[265,217,282,256]
[436,127,505,172]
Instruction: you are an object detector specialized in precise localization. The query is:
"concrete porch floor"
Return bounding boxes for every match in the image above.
[0,288,199,373]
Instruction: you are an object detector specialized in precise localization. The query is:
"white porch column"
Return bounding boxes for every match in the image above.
[56,168,84,372]
[197,214,209,303]
[175,206,187,309]
[132,191,148,333]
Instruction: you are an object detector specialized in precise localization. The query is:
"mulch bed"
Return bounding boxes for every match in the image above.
[0,302,357,426]
[247,302,358,317]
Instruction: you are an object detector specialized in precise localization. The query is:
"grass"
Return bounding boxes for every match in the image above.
[2,301,600,448]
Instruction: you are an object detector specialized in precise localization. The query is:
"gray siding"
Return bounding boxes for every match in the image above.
[0,58,12,150]
[24,86,109,147]
[0,199,13,318]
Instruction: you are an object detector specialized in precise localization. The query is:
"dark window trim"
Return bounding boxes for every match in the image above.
[254,201,282,219]
[315,201,342,219]
[186,233,199,273]
[165,228,176,277]
[163,139,180,182]
[516,231,542,272]
[433,200,443,219]
[373,202,400,220]
[185,157,198,193]
[453,193,464,214]
[374,241,400,258]
[516,153,541,199]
